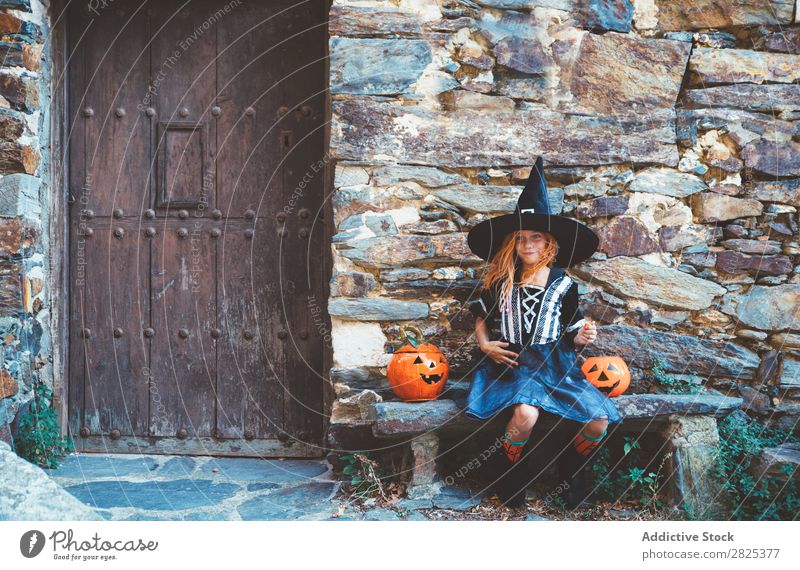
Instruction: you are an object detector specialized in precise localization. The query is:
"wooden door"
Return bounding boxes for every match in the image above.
[67,0,327,456]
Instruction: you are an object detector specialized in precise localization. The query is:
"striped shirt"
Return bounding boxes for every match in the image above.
[468,267,586,348]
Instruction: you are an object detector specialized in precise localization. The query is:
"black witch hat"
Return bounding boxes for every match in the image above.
[466,156,599,267]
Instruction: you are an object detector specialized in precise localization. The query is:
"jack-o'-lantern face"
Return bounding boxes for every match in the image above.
[581,356,630,398]
[413,354,447,384]
[387,343,450,402]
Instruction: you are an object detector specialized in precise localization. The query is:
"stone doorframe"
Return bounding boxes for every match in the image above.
[44,0,337,444]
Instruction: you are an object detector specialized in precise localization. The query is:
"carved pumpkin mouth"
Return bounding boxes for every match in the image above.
[420,373,442,385]
[414,356,444,384]
[594,371,620,394]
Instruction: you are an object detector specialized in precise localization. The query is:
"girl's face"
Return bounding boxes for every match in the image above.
[514,230,548,265]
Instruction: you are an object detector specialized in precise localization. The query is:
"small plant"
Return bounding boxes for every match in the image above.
[340,452,390,503]
[713,411,800,520]
[14,381,74,468]
[626,452,672,514]
[591,435,669,513]
[650,355,703,395]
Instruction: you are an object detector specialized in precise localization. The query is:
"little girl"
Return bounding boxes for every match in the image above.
[464,157,623,510]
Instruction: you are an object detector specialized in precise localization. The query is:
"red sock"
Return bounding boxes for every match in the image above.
[502,434,528,463]
[572,428,606,456]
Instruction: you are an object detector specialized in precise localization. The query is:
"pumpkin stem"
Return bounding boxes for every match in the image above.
[399,323,424,349]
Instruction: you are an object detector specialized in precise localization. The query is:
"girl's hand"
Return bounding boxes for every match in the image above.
[574,320,598,346]
[479,340,519,366]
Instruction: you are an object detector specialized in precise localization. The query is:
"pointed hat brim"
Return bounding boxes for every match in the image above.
[466,212,599,266]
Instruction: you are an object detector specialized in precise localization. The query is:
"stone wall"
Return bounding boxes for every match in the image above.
[327,0,800,441]
[0,0,798,455]
[0,0,51,446]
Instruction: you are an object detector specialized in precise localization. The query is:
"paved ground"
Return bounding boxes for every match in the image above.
[44,453,518,521]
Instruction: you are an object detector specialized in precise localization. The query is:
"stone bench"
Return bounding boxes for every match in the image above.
[366,393,743,514]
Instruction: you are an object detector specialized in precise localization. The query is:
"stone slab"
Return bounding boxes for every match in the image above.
[63,480,241,511]
[370,393,743,436]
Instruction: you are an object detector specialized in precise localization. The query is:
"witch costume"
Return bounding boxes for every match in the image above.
[464,156,622,509]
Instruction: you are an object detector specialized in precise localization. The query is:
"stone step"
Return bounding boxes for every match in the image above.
[750,443,800,482]
[369,393,743,437]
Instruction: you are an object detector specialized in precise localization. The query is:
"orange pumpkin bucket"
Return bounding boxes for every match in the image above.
[387,324,449,402]
[580,355,630,398]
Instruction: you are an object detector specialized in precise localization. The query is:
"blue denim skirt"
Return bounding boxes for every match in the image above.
[465,338,623,424]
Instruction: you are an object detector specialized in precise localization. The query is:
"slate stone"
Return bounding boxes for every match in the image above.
[689,47,800,86]
[598,216,659,257]
[476,9,541,44]
[328,298,429,321]
[403,220,460,234]
[526,513,552,521]
[721,284,800,331]
[780,358,800,388]
[691,192,763,223]
[576,196,628,219]
[332,99,679,167]
[246,482,282,492]
[330,271,379,297]
[181,510,229,521]
[455,41,495,71]
[157,456,196,477]
[741,139,800,178]
[0,71,38,113]
[1,445,102,521]
[0,172,40,218]
[716,251,793,276]
[395,497,434,511]
[362,508,401,521]
[585,324,760,378]
[682,251,716,269]
[580,0,633,32]
[334,165,369,188]
[474,0,573,8]
[202,457,327,482]
[582,299,624,324]
[338,234,480,269]
[237,482,337,520]
[49,454,158,480]
[750,444,800,482]
[722,239,782,255]
[649,0,793,31]
[559,32,690,116]
[380,268,432,282]
[627,167,706,198]
[684,84,800,113]
[694,31,737,49]
[64,480,240,511]
[494,36,553,75]
[433,184,565,216]
[434,185,519,214]
[335,212,398,243]
[404,511,429,520]
[757,27,800,54]
[368,392,744,436]
[571,256,726,310]
[495,76,547,101]
[658,224,717,252]
[330,38,432,95]
[372,165,465,188]
[431,485,482,510]
[0,1,31,12]
[329,5,424,36]
[681,107,795,149]
[123,512,186,521]
[616,394,742,420]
